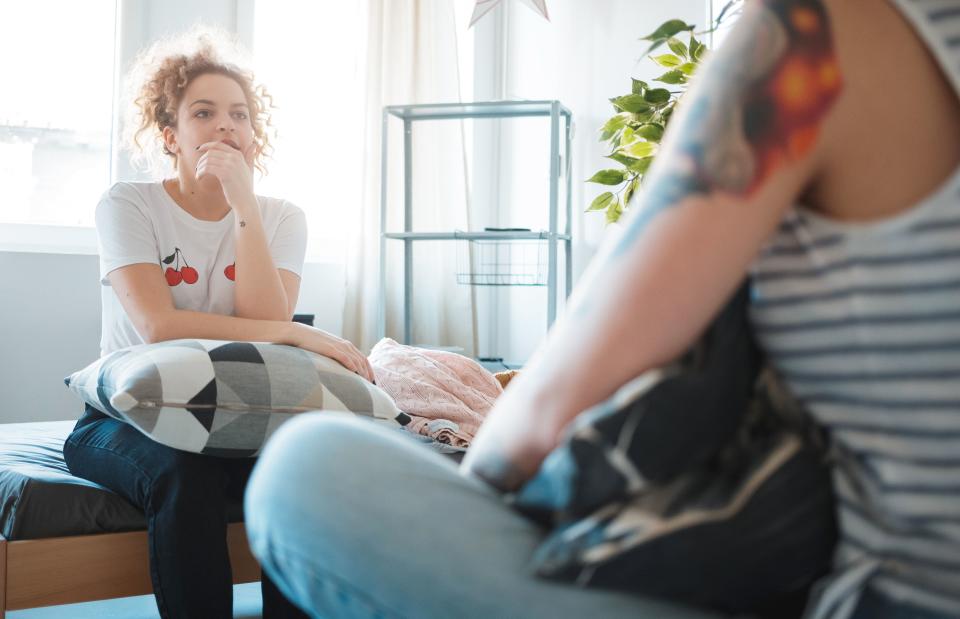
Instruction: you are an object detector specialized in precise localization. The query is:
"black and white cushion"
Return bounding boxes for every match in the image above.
[513,285,836,614]
[66,339,409,457]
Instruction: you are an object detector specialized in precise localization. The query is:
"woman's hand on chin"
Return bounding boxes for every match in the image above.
[195,140,257,213]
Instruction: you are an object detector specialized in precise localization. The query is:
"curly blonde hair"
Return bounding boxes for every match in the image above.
[124,27,275,176]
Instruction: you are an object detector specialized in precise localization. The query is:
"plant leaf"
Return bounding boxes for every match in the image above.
[655,70,687,85]
[667,37,688,59]
[620,141,658,159]
[628,157,654,174]
[678,62,697,76]
[643,88,672,104]
[715,0,740,25]
[587,169,627,186]
[606,152,637,167]
[652,53,682,68]
[588,191,615,212]
[612,94,652,114]
[640,19,694,42]
[606,200,624,224]
[623,176,640,205]
[689,34,705,61]
[631,78,647,95]
[636,123,665,141]
[599,113,629,141]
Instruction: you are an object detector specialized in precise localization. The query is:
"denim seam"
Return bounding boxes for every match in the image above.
[261,534,408,619]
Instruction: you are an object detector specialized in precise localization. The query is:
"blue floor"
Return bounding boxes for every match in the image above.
[9,582,263,618]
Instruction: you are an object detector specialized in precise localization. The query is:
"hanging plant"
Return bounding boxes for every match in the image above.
[586,3,743,224]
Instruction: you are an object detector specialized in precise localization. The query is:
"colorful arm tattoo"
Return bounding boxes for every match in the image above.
[614,0,842,256]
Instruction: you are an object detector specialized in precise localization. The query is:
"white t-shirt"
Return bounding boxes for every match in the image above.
[96,181,308,357]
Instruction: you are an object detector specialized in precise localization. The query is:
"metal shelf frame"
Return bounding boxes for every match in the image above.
[379,100,573,346]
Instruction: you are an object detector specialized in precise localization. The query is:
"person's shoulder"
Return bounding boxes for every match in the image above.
[100,181,167,210]
[95,182,171,232]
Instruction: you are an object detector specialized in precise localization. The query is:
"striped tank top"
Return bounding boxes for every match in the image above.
[748,2,960,617]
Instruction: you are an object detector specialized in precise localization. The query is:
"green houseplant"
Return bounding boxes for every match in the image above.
[587,5,742,223]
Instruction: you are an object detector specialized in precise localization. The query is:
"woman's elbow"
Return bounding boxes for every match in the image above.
[138,312,174,344]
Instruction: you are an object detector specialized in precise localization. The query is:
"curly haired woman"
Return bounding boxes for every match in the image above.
[62,29,371,619]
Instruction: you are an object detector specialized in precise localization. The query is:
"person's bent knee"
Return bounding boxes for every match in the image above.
[245,414,386,612]
[245,414,379,548]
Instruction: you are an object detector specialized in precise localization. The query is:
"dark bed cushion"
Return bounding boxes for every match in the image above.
[0,421,243,540]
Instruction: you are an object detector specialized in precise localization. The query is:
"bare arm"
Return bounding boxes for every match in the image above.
[232,205,298,321]
[462,0,845,490]
[195,141,297,321]
[109,263,374,381]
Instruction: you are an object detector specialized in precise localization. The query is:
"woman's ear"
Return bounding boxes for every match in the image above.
[162,125,178,155]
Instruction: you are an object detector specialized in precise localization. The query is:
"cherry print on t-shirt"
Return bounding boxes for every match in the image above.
[224,262,236,282]
[161,248,199,286]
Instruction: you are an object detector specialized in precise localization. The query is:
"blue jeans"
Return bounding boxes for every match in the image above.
[63,405,309,619]
[244,414,722,619]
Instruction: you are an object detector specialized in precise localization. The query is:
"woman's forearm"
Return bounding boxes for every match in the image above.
[232,203,290,321]
[148,307,299,346]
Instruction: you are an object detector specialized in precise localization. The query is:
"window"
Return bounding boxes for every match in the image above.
[0,1,117,228]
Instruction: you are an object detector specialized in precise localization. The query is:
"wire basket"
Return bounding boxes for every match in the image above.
[457,236,548,286]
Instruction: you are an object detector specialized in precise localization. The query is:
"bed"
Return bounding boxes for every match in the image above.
[0,420,259,617]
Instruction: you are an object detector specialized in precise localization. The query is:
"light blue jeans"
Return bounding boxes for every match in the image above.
[244,414,721,619]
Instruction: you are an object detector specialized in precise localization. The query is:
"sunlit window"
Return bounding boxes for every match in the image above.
[0,1,116,227]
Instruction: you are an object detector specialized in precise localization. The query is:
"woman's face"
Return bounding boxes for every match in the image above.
[164,72,255,174]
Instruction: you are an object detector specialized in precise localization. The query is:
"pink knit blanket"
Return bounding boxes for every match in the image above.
[369,338,503,447]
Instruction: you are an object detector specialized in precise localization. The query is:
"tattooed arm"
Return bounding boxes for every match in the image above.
[462,0,844,491]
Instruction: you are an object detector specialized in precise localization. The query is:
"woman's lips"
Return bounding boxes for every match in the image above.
[220,139,241,151]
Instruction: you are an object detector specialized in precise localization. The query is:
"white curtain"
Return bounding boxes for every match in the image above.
[343,0,478,356]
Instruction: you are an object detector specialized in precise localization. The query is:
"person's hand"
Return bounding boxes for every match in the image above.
[195,140,257,212]
[290,323,376,383]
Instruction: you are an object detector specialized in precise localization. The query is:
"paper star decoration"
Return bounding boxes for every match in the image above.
[469,0,549,27]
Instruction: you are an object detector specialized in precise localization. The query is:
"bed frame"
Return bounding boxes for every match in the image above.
[0,523,259,617]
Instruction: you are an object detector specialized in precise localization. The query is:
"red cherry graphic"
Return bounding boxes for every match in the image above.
[161,248,200,286]
[224,263,236,281]
[165,267,182,286]
[181,266,199,284]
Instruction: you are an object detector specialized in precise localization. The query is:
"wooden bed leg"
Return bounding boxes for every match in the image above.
[0,533,7,619]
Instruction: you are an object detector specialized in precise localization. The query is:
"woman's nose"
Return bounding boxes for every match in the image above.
[217,116,236,132]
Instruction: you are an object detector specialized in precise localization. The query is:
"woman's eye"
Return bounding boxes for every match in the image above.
[194,110,211,118]
[233,112,248,120]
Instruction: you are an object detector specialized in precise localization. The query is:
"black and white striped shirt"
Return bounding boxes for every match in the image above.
[749,2,960,616]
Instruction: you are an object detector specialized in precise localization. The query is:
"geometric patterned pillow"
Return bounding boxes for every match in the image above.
[65,339,410,457]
